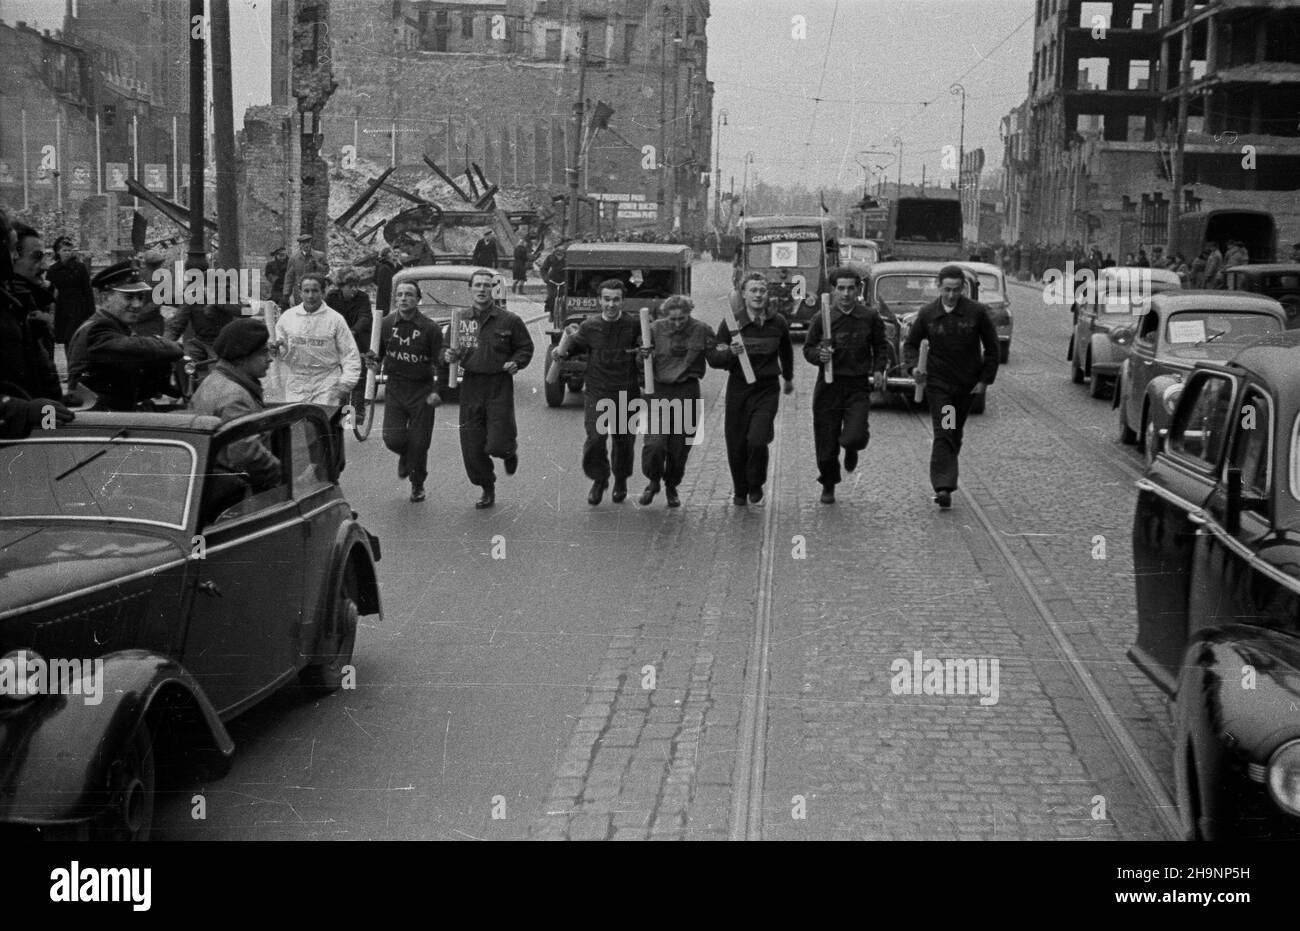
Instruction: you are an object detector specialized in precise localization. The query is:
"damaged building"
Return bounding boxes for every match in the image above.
[1002,0,1300,259]
[317,0,713,237]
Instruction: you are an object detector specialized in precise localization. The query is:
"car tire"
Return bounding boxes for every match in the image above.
[1088,367,1109,399]
[1144,416,1160,467]
[999,342,1009,365]
[301,559,360,695]
[969,393,986,415]
[1137,404,1149,453]
[1070,339,1085,383]
[1118,396,1137,445]
[44,726,156,841]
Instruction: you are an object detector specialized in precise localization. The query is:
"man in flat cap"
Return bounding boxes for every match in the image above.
[191,317,280,489]
[75,261,184,411]
[282,233,329,307]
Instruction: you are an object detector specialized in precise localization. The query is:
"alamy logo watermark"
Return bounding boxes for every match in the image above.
[150,260,262,306]
[594,390,704,444]
[0,653,103,705]
[890,650,1000,705]
[50,861,151,911]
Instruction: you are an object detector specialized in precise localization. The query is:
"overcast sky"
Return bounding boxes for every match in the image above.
[3,0,1036,191]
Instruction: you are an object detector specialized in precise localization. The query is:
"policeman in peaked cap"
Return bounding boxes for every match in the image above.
[71,261,183,410]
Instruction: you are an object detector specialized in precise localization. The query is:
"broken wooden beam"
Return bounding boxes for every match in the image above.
[333,166,397,228]
[423,155,474,204]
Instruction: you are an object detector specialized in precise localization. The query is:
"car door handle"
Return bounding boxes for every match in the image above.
[1187,511,1208,527]
[198,580,223,597]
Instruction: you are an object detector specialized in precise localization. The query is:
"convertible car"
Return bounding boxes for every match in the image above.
[0,404,382,839]
[1131,330,1300,839]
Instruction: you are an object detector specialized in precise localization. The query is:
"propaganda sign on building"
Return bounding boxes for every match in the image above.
[106,163,129,191]
[144,164,168,192]
[71,164,93,189]
[0,161,14,184]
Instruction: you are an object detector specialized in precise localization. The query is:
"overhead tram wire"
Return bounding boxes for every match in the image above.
[797,0,841,178]
[867,9,1035,159]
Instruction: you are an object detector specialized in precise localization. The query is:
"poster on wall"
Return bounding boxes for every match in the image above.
[144,164,167,191]
[106,162,129,191]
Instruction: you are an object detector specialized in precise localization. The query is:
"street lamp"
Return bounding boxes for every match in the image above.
[714,108,728,229]
[951,82,966,241]
[657,5,682,232]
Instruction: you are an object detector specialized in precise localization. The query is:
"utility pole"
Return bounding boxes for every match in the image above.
[567,29,588,239]
[714,109,728,230]
[894,137,903,197]
[951,83,966,241]
[210,0,240,269]
[1168,18,1191,255]
[187,0,207,271]
[657,5,669,230]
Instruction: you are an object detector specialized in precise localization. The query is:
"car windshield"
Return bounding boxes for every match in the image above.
[876,275,943,304]
[0,439,195,528]
[1165,311,1282,346]
[566,269,676,297]
[1096,270,1179,313]
[408,277,474,311]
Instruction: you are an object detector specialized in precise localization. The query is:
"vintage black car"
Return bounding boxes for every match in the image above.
[1224,263,1300,328]
[1069,266,1181,399]
[1131,329,1300,839]
[863,261,988,413]
[1114,291,1286,465]
[0,405,382,839]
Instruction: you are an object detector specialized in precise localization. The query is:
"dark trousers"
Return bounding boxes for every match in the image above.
[458,371,518,488]
[724,376,780,496]
[382,378,436,486]
[813,375,872,487]
[583,386,637,484]
[925,383,974,492]
[641,379,701,489]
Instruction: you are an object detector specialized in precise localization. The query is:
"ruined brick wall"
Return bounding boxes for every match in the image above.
[239,105,295,267]
[321,1,709,232]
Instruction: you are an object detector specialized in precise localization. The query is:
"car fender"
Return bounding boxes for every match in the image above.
[0,650,233,824]
[1143,376,1176,434]
[300,519,382,661]
[1176,627,1300,836]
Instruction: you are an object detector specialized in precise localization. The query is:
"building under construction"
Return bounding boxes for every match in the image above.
[1001,0,1300,258]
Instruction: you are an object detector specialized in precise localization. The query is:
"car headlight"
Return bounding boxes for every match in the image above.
[1267,740,1300,817]
[1161,382,1184,415]
[0,649,44,703]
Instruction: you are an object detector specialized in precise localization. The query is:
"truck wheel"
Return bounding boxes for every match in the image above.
[44,726,157,841]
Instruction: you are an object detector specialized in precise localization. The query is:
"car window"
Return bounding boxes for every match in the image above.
[1137,310,1159,343]
[201,425,290,527]
[1164,311,1281,346]
[1167,373,1235,468]
[411,277,470,310]
[291,418,334,499]
[0,439,195,529]
[876,276,941,303]
[1227,387,1271,502]
[976,273,1002,296]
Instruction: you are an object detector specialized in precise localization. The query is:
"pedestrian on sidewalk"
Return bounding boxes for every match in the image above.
[804,266,889,504]
[708,273,795,506]
[555,278,642,505]
[511,237,531,295]
[47,237,95,348]
[637,295,715,507]
[283,233,329,307]
[903,265,999,509]
[444,268,534,509]
[369,281,443,503]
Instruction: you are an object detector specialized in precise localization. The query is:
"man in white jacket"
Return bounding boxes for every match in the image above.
[272,273,361,406]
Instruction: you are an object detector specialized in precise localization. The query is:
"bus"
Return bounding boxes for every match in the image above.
[884,197,963,262]
[735,215,840,334]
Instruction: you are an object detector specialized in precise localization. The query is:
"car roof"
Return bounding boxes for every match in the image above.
[840,237,877,247]
[1101,266,1181,285]
[1227,263,1300,276]
[562,243,691,266]
[393,265,503,282]
[31,411,226,435]
[870,261,974,276]
[1226,330,1300,397]
[1149,290,1287,316]
[956,261,1004,276]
